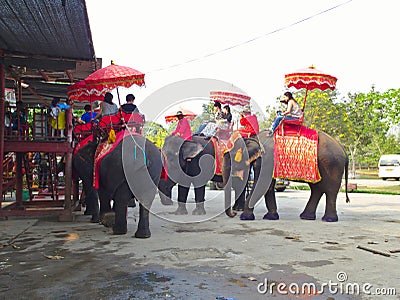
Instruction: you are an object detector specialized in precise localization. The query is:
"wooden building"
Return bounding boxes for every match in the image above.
[0,0,101,220]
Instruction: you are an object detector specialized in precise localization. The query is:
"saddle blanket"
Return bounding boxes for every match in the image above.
[273,125,321,183]
[93,130,139,189]
[73,134,93,157]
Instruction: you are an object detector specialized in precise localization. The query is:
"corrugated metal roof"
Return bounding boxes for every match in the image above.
[0,0,99,106]
[0,0,95,60]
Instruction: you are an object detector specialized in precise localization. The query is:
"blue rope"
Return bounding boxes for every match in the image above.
[133,145,147,165]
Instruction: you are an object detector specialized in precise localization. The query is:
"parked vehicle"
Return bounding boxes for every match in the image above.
[274,178,290,192]
[246,169,289,192]
[378,154,400,181]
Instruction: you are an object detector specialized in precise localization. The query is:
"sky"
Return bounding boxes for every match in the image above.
[84,0,400,123]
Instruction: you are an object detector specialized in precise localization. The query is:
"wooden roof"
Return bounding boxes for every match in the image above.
[0,0,101,105]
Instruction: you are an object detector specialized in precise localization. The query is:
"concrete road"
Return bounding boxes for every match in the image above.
[0,185,399,299]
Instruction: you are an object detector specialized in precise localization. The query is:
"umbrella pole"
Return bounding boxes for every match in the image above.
[302,88,309,112]
[116,86,122,107]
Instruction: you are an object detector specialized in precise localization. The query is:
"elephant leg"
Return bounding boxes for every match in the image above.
[240,161,266,221]
[98,189,115,228]
[192,186,206,215]
[83,188,99,222]
[158,178,174,205]
[322,191,339,222]
[128,197,136,208]
[232,177,245,211]
[263,181,279,220]
[173,185,189,215]
[300,184,323,220]
[223,154,236,217]
[112,184,131,235]
[135,203,151,238]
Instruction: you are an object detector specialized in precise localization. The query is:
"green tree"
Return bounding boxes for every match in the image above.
[190,102,214,132]
[143,121,168,148]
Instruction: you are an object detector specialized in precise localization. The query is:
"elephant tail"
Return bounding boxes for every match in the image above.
[344,154,350,203]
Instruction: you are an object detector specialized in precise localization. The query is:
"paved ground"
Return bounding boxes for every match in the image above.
[1,181,399,299]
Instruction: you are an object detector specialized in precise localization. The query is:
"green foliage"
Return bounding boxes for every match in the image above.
[143,121,168,148]
[190,102,214,131]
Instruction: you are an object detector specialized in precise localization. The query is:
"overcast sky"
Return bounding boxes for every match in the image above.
[85,0,399,121]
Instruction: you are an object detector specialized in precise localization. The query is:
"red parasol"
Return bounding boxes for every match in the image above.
[67,80,104,102]
[284,65,337,110]
[209,91,251,106]
[165,108,197,123]
[84,61,146,105]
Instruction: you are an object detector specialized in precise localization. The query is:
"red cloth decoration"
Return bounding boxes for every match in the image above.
[273,125,321,183]
[210,137,230,175]
[210,91,251,106]
[73,134,93,156]
[93,130,139,189]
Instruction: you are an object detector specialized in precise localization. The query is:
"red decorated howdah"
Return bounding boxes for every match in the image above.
[273,125,321,183]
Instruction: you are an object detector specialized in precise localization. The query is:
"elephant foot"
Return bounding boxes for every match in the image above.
[192,203,206,215]
[240,212,255,221]
[225,209,237,218]
[100,212,115,228]
[112,225,127,235]
[173,203,188,215]
[90,213,100,223]
[322,215,338,222]
[263,212,279,220]
[232,203,244,211]
[128,198,136,208]
[300,211,316,220]
[135,229,151,239]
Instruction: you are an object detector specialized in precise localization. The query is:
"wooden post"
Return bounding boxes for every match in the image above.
[59,106,73,221]
[0,64,5,215]
[15,152,23,205]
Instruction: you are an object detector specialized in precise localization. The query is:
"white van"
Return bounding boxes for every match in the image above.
[378,154,400,180]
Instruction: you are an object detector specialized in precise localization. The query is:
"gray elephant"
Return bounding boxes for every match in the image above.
[72,138,99,223]
[223,130,350,222]
[160,135,219,215]
[73,132,162,237]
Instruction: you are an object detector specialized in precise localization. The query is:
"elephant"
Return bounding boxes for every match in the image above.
[223,130,350,222]
[160,135,219,215]
[72,138,99,223]
[73,132,162,237]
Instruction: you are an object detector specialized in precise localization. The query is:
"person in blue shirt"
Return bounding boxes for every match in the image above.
[50,97,70,138]
[79,104,98,124]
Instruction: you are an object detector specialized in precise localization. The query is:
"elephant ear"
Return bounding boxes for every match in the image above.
[181,141,204,160]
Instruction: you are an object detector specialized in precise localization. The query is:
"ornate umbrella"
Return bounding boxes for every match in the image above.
[67,80,104,102]
[284,65,337,110]
[209,91,251,106]
[165,108,197,123]
[84,61,145,105]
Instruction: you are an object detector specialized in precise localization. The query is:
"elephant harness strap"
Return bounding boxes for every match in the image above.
[273,125,321,183]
